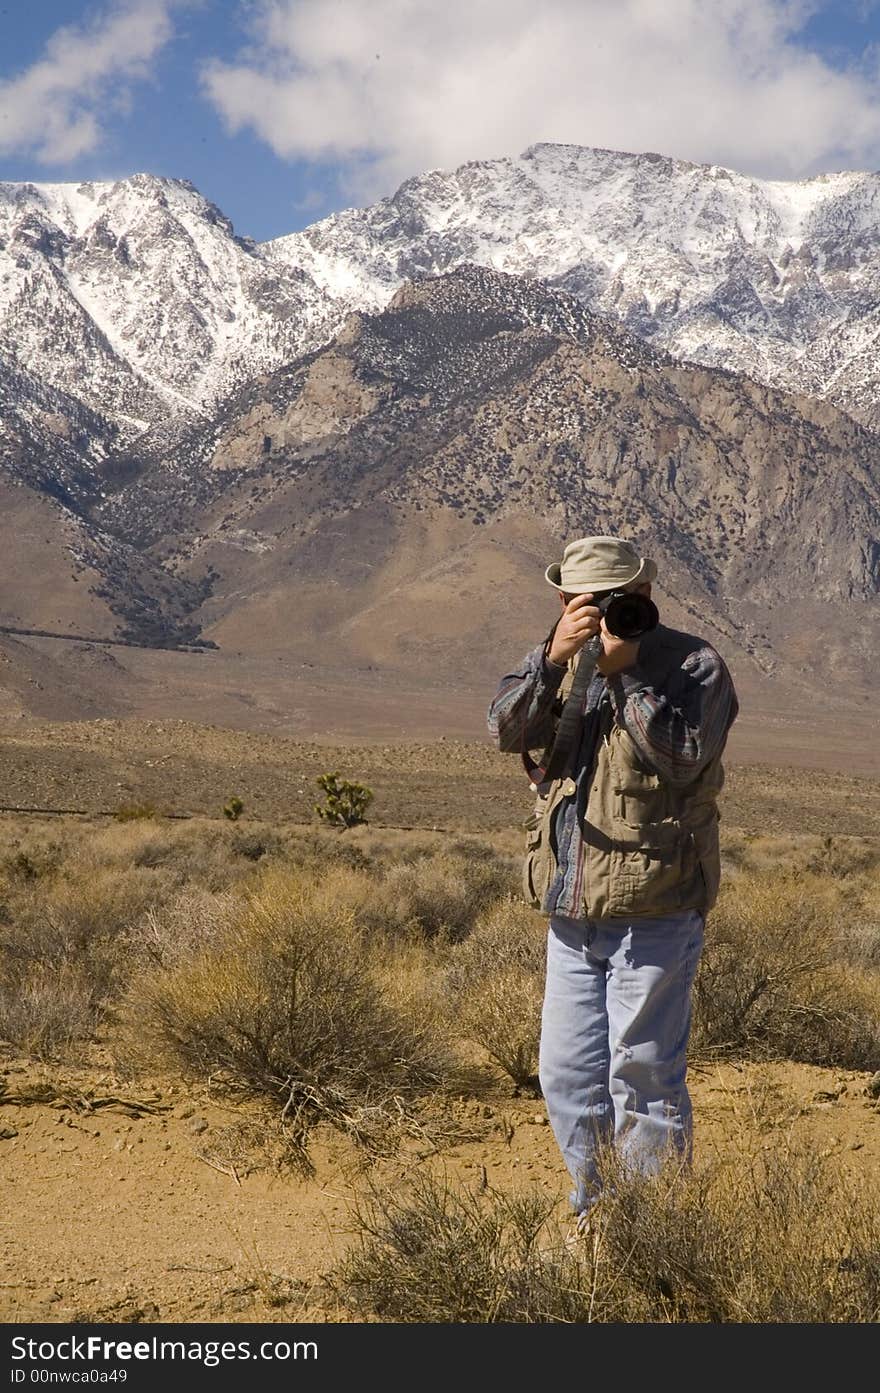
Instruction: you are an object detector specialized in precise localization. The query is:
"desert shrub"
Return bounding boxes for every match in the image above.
[131,836,180,869]
[444,897,546,1084]
[2,866,157,965]
[693,870,880,1069]
[1,841,64,883]
[803,835,880,880]
[0,867,162,1055]
[136,888,241,968]
[725,831,880,882]
[0,962,101,1056]
[447,837,519,868]
[256,839,518,945]
[841,917,880,970]
[76,821,284,892]
[336,1173,567,1322]
[230,831,282,862]
[134,869,406,971]
[596,1146,880,1323]
[281,829,374,875]
[379,849,519,942]
[223,796,244,821]
[307,863,422,943]
[836,865,880,969]
[71,821,179,873]
[334,1144,880,1323]
[121,867,456,1165]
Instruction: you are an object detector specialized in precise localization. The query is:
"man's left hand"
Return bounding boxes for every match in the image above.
[596,620,641,677]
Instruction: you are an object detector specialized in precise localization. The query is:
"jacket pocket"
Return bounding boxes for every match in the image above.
[608,728,667,825]
[609,842,687,915]
[522,812,549,910]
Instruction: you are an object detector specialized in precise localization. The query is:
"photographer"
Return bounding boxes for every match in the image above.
[487,536,739,1230]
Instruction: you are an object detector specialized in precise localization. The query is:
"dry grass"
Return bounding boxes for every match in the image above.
[0,819,519,1067]
[692,869,880,1069]
[2,807,879,1104]
[118,866,461,1168]
[374,846,519,942]
[444,896,546,1085]
[137,888,241,967]
[0,866,164,1056]
[0,817,290,893]
[723,830,880,882]
[333,1139,880,1323]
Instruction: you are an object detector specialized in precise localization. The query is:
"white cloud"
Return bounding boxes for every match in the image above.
[201,0,880,196]
[0,1,184,164]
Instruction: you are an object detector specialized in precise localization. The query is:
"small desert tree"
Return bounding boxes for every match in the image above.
[314,772,373,828]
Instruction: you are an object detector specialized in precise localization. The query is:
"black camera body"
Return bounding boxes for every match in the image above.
[596,589,659,640]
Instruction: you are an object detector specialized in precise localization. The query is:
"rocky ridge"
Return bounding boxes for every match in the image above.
[268,142,880,429]
[139,266,880,695]
[1,151,879,721]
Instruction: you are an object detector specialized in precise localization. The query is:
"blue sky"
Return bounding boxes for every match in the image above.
[1,1,880,243]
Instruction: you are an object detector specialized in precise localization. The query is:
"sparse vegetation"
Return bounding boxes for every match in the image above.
[334,1142,880,1323]
[444,897,546,1085]
[113,802,159,822]
[375,847,519,942]
[0,866,163,1056]
[314,772,373,828]
[1,793,879,1324]
[692,869,880,1069]
[1,813,877,1078]
[120,867,458,1169]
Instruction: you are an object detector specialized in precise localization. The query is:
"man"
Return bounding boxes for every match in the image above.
[487,536,738,1223]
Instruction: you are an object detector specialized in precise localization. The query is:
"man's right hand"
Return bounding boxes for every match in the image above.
[547,594,602,666]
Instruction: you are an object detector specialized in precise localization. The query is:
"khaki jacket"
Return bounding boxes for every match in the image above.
[523,631,727,920]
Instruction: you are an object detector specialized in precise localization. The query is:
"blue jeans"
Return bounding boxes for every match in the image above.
[538,908,704,1214]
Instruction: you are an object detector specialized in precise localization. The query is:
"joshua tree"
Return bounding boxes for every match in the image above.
[314,773,373,828]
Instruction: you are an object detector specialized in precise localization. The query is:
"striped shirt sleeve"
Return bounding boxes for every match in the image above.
[607,644,738,784]
[487,644,567,753]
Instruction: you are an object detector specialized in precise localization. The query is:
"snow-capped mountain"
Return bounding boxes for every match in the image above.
[0,173,336,458]
[4,141,880,470]
[1,257,878,733]
[267,143,880,428]
[2,146,880,726]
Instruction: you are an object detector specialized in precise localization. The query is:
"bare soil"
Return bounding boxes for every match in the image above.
[2,1054,879,1324]
[1,717,880,839]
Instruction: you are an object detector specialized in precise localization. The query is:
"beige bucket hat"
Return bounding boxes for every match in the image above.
[544,535,657,592]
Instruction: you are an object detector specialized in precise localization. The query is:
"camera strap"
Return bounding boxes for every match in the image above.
[521,633,602,788]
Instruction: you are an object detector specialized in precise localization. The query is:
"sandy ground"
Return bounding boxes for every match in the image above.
[2,1055,879,1324]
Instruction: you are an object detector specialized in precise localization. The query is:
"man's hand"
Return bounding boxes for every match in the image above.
[547,594,602,665]
[547,594,642,674]
[596,618,641,677]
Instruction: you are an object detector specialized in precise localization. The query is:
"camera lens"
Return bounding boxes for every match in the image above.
[603,592,659,640]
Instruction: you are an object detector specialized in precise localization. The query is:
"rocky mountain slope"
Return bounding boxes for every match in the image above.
[124,266,878,703]
[1,150,879,736]
[268,143,880,430]
[4,142,880,469]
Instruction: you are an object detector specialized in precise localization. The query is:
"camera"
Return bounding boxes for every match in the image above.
[595,589,659,640]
